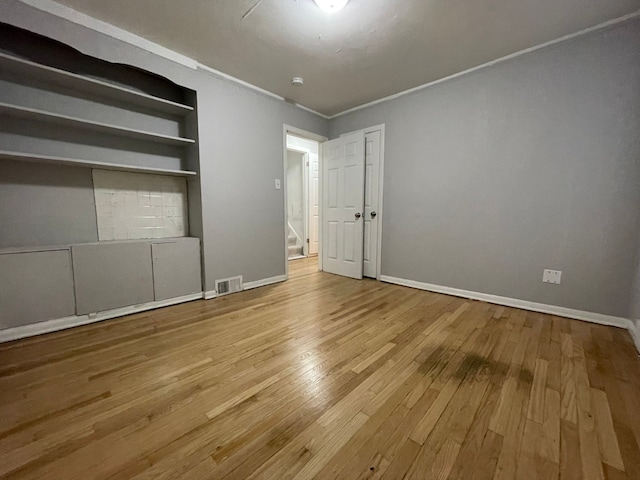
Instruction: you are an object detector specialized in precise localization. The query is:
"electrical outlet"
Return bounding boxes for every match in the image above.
[275,179,281,190]
[542,269,562,285]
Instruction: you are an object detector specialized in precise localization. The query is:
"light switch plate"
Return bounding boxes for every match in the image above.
[275,179,281,190]
[543,269,562,284]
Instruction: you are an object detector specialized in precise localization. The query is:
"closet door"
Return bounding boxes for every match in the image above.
[321,132,365,279]
[363,130,381,278]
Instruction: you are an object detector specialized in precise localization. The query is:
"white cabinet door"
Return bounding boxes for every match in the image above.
[363,130,381,278]
[322,132,365,279]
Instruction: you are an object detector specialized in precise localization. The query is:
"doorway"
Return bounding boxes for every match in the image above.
[286,148,306,260]
[283,128,324,272]
[282,124,384,282]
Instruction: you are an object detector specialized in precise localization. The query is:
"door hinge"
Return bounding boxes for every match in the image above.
[306,238,310,243]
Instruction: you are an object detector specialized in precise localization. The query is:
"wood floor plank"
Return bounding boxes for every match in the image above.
[573,329,605,480]
[0,258,638,479]
[379,439,421,480]
[591,388,625,470]
[561,340,578,424]
[351,342,396,374]
[560,419,583,480]
[527,358,549,423]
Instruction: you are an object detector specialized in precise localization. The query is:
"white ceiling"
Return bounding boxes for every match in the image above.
[53,0,640,116]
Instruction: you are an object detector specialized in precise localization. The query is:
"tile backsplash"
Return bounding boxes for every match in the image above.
[92,170,188,241]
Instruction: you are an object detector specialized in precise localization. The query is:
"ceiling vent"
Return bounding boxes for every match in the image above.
[215,276,243,296]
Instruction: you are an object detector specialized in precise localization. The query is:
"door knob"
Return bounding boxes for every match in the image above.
[355,213,361,219]
[371,211,377,218]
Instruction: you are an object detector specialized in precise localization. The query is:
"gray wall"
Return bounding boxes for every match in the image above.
[4,2,638,321]
[0,160,98,247]
[0,0,329,290]
[630,243,640,323]
[194,77,327,286]
[331,19,640,318]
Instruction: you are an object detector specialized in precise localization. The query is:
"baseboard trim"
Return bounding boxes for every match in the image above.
[243,274,287,291]
[380,275,633,331]
[0,292,203,344]
[630,321,640,354]
[203,290,217,300]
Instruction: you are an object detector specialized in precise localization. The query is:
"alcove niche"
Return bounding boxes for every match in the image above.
[0,23,204,337]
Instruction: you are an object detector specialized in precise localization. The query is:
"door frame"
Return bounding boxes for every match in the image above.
[285,147,309,257]
[338,124,386,281]
[283,125,327,279]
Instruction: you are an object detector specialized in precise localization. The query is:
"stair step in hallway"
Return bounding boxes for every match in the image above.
[288,244,303,258]
[288,225,305,260]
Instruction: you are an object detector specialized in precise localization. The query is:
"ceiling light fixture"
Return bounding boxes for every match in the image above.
[313,0,349,13]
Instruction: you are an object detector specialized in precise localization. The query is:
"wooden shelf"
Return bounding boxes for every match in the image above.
[0,52,194,116]
[0,102,196,146]
[0,151,197,177]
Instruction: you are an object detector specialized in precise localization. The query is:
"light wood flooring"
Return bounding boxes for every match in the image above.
[1,257,640,479]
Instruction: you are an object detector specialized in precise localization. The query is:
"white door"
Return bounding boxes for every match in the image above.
[322,132,365,279]
[363,130,381,278]
[309,150,319,255]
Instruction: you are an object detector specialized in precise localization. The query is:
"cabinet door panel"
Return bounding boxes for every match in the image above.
[152,239,201,301]
[72,242,154,315]
[0,250,75,329]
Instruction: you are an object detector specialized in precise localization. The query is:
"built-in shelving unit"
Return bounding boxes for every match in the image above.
[0,151,198,177]
[0,24,204,338]
[0,52,194,116]
[0,102,196,146]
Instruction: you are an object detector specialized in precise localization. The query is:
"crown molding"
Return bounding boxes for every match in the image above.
[17,1,640,123]
[329,9,640,119]
[196,63,330,119]
[19,0,198,68]
[16,0,329,120]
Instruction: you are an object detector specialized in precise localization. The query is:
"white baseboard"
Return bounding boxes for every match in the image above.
[630,321,640,354]
[0,292,202,344]
[243,274,287,291]
[203,290,217,300]
[380,275,633,331]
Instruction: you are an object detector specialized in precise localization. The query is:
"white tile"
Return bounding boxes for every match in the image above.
[137,191,151,206]
[163,206,181,217]
[124,191,138,206]
[98,227,114,241]
[113,226,128,240]
[98,215,115,228]
[149,194,163,206]
[93,169,188,241]
[94,190,113,206]
[111,192,128,206]
[139,216,159,227]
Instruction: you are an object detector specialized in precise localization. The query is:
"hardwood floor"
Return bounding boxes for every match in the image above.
[1,257,640,479]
